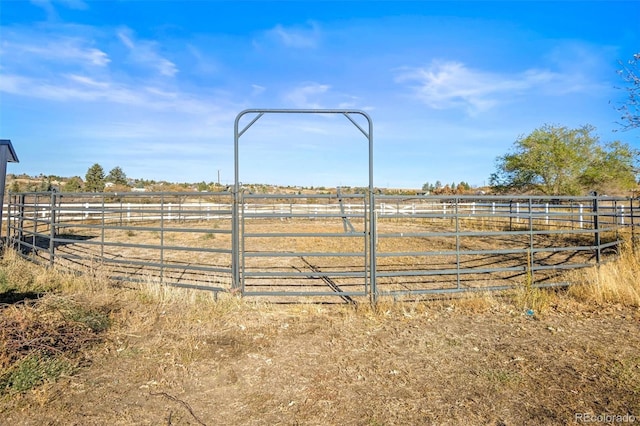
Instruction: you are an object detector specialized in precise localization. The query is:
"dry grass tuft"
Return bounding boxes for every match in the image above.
[513,284,555,314]
[0,294,110,395]
[568,240,640,306]
[0,250,115,395]
[449,291,504,313]
[0,249,111,296]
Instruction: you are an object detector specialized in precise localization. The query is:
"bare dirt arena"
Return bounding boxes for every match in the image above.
[31,215,603,299]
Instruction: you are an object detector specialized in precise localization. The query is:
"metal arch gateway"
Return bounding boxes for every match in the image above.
[232,109,377,301]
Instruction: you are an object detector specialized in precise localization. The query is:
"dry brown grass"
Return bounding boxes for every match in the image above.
[1,243,639,424]
[0,250,114,397]
[567,240,640,306]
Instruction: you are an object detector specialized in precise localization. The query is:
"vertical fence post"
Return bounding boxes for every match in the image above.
[5,194,12,245]
[18,194,25,248]
[615,203,621,242]
[8,194,16,245]
[455,197,461,289]
[369,191,377,304]
[49,191,56,267]
[579,204,584,229]
[160,193,165,284]
[33,195,39,252]
[509,200,513,231]
[631,195,636,249]
[592,193,601,264]
[545,203,549,226]
[528,197,534,283]
[101,193,105,259]
[366,194,372,299]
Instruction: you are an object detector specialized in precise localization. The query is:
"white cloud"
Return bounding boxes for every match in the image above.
[1,37,110,67]
[57,0,88,9]
[394,60,578,115]
[0,26,240,122]
[0,73,133,103]
[0,71,231,117]
[65,74,109,89]
[267,22,321,48]
[337,94,363,110]
[251,84,266,96]
[283,83,330,108]
[32,0,87,10]
[187,44,218,75]
[116,29,135,49]
[30,0,88,21]
[117,27,178,77]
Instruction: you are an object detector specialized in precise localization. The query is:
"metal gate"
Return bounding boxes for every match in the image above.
[238,192,370,301]
[232,109,376,301]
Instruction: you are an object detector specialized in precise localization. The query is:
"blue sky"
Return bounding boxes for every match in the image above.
[1,0,639,189]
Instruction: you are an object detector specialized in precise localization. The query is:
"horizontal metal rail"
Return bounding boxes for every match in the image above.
[4,191,636,301]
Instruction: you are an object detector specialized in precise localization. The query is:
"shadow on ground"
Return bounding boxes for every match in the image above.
[0,289,43,305]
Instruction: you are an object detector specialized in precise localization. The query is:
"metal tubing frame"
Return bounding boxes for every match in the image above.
[3,190,635,301]
[233,109,375,300]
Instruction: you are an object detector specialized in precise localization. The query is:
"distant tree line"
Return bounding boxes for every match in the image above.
[421,181,472,195]
[7,164,227,194]
[7,164,134,193]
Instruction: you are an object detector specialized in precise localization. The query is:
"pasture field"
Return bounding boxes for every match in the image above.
[1,247,639,425]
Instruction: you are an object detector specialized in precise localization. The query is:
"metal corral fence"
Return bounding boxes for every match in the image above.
[4,191,638,302]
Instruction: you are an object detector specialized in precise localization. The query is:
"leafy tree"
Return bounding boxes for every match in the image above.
[490,124,638,195]
[579,141,638,193]
[106,166,128,185]
[615,53,640,131]
[456,182,471,193]
[62,176,84,192]
[38,177,53,192]
[421,182,434,192]
[85,163,105,192]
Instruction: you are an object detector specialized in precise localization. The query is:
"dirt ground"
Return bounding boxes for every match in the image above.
[2,289,639,425]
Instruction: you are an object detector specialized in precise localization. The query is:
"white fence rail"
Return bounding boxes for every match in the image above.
[8,199,634,228]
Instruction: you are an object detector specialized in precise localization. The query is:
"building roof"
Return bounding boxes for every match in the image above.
[0,140,19,163]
